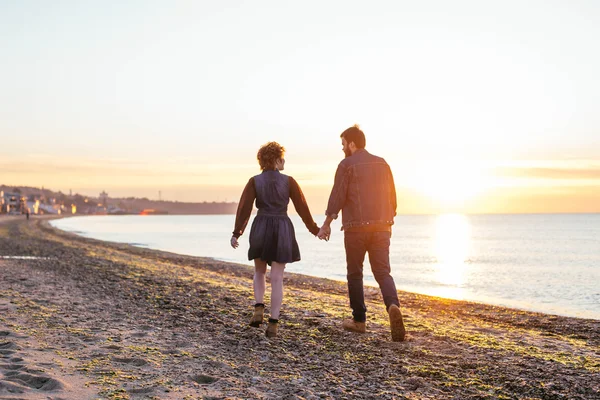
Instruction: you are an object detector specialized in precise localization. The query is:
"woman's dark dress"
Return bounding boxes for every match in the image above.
[232,170,319,265]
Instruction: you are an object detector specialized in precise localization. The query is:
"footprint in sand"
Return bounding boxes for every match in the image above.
[0,362,65,396]
[0,379,27,395]
[3,372,64,391]
[0,332,66,397]
[0,362,25,371]
[190,374,219,385]
[0,341,17,357]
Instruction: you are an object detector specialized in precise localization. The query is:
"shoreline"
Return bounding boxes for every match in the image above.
[0,217,598,399]
[48,214,600,321]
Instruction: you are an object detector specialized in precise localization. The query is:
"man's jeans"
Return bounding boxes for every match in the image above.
[344,231,400,322]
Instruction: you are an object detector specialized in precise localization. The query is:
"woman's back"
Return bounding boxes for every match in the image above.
[254,170,290,215]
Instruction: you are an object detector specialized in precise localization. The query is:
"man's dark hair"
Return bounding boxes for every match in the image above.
[340,124,366,149]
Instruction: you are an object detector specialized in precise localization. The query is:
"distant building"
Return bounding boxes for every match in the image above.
[26,200,40,215]
[2,192,23,214]
[100,191,108,206]
[38,204,61,215]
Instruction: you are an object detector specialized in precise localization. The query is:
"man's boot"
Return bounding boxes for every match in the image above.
[388,304,406,342]
[342,318,366,333]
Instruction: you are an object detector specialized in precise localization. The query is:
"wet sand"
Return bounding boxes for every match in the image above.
[0,216,598,399]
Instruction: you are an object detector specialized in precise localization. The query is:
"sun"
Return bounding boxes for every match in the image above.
[408,160,489,206]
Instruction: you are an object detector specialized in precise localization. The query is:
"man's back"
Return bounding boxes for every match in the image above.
[326,149,397,231]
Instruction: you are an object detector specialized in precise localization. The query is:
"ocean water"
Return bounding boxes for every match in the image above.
[50,214,600,319]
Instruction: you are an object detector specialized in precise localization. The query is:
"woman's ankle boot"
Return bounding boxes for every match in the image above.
[249,304,264,327]
[265,318,278,338]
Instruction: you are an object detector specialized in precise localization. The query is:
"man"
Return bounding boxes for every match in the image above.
[318,125,406,342]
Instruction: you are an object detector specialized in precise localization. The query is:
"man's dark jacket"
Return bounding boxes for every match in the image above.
[325,149,397,231]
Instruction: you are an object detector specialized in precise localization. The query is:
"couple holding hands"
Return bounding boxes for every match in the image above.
[231,125,405,341]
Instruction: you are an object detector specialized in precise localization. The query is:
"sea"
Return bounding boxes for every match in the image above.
[50,213,600,320]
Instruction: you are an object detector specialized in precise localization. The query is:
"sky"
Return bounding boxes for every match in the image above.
[1,1,599,214]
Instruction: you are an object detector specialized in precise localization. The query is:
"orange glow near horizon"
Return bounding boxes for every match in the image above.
[1,156,600,213]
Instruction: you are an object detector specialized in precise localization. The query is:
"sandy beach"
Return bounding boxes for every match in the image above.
[0,216,598,399]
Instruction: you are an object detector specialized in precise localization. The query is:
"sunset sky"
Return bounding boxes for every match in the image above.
[1,1,599,214]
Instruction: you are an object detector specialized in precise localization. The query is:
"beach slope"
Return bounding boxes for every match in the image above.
[0,217,598,399]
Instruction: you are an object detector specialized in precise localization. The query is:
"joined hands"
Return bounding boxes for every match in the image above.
[317,225,331,241]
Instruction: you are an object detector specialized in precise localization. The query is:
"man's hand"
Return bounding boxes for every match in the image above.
[230,236,239,249]
[317,225,331,241]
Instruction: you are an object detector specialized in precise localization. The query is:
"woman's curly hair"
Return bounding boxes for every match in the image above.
[257,142,285,170]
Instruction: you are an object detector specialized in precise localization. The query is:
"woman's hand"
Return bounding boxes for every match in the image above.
[230,236,239,249]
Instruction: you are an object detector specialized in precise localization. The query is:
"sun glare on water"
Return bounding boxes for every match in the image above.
[430,213,472,299]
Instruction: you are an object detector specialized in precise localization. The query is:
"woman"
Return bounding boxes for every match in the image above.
[231,142,320,338]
